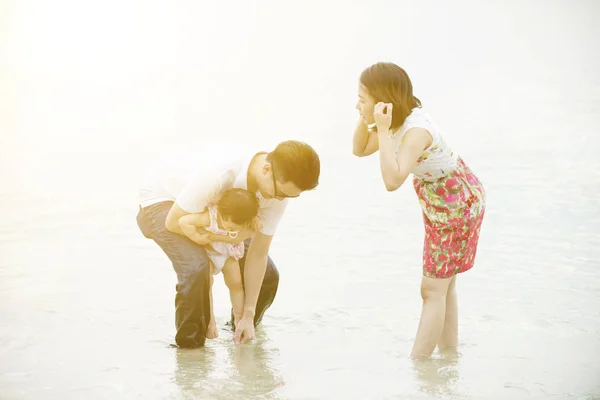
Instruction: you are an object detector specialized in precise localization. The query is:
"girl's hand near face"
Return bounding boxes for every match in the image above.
[374,102,393,132]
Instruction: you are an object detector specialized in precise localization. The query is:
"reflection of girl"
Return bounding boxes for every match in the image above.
[353,62,486,358]
[179,188,261,339]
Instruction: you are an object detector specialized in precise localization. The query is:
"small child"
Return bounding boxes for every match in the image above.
[179,188,261,339]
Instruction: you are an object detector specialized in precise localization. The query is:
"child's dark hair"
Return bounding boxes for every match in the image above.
[217,188,260,226]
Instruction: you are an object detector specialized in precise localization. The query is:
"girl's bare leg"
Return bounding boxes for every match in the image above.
[411,275,453,358]
[221,258,244,326]
[438,275,458,351]
[206,262,218,339]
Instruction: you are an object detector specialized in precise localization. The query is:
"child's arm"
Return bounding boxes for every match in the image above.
[178,211,212,245]
[206,226,255,245]
[206,218,262,245]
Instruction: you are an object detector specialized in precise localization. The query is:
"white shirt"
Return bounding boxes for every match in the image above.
[138,143,288,236]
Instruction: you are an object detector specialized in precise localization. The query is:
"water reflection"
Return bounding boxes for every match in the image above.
[173,347,217,398]
[412,349,462,398]
[227,336,285,397]
[173,331,284,400]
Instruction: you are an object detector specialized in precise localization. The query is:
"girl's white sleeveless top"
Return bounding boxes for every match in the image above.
[394,107,458,181]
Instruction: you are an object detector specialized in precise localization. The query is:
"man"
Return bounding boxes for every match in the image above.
[136,140,320,348]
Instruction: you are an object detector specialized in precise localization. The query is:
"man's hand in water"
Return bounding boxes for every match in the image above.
[233,316,255,344]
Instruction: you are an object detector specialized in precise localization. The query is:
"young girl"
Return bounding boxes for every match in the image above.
[179,188,261,339]
[353,62,486,358]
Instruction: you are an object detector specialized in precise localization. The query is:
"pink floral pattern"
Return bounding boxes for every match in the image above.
[413,158,486,279]
[206,205,245,261]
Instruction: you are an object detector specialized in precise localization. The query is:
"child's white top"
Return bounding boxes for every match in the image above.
[204,204,245,274]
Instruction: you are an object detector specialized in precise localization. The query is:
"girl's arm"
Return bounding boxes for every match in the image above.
[373,102,431,192]
[353,119,379,157]
[377,127,431,191]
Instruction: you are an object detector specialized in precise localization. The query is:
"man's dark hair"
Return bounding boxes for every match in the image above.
[266,140,320,191]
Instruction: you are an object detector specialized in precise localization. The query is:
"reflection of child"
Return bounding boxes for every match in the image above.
[179,188,261,339]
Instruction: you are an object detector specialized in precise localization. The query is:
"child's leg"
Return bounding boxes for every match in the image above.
[206,261,218,339]
[221,258,245,326]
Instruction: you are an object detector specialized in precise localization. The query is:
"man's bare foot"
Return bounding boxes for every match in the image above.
[207,317,218,339]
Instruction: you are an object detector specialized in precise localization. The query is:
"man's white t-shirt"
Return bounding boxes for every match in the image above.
[138,143,288,236]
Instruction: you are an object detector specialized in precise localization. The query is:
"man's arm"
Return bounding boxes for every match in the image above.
[177,211,212,245]
[164,168,233,234]
[233,201,284,344]
[241,232,273,317]
[233,231,272,344]
[165,209,211,246]
[165,203,193,235]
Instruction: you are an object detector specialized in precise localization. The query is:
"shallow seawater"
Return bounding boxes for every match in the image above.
[1,0,600,399]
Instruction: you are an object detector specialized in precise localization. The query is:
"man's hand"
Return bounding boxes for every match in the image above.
[180,221,211,246]
[194,232,212,246]
[233,316,255,344]
[176,211,214,246]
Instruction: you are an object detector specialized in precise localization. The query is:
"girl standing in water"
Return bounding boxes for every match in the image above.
[352,62,486,358]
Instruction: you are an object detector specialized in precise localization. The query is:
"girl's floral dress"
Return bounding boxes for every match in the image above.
[395,108,486,279]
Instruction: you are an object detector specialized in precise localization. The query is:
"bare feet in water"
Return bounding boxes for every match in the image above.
[207,316,218,339]
[233,313,243,331]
